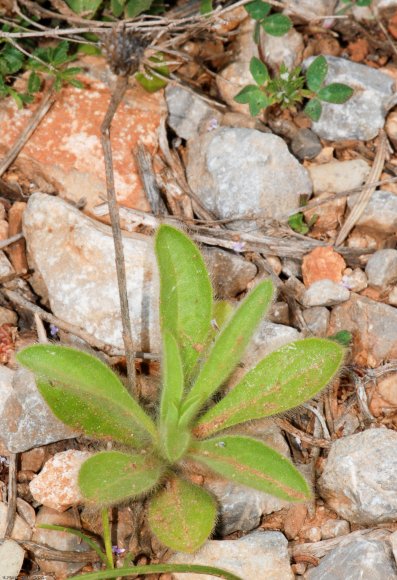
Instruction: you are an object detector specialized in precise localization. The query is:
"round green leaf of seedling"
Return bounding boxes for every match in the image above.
[245,0,271,20]
[190,436,311,502]
[317,83,354,104]
[148,477,217,553]
[305,55,328,92]
[304,98,322,121]
[250,57,270,86]
[78,451,165,505]
[234,84,262,103]
[261,13,292,37]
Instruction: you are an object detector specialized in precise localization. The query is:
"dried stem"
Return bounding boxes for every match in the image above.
[275,418,332,449]
[100,75,136,394]
[2,288,157,359]
[4,453,17,539]
[0,85,56,178]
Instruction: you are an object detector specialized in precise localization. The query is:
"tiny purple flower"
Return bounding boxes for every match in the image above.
[232,241,245,253]
[341,276,353,290]
[322,17,335,29]
[112,545,126,555]
[208,118,219,131]
[49,324,59,337]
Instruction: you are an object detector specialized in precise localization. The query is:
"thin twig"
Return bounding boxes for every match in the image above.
[303,404,331,440]
[1,288,157,359]
[0,232,24,250]
[135,143,167,216]
[275,418,331,448]
[6,539,100,562]
[100,75,136,394]
[290,528,392,560]
[335,131,389,246]
[4,453,17,539]
[0,86,56,178]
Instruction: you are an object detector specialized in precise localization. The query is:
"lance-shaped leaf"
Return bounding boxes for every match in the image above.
[194,338,344,438]
[190,436,310,502]
[159,333,191,461]
[16,345,157,446]
[148,476,217,553]
[78,451,165,505]
[159,330,184,425]
[155,225,213,380]
[180,280,274,425]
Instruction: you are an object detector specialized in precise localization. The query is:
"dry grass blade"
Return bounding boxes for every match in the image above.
[4,453,17,539]
[335,130,389,246]
[0,85,56,178]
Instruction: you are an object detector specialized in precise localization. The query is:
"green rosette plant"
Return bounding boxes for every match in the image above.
[17,224,344,554]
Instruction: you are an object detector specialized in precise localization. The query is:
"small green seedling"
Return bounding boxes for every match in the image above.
[17,225,344,556]
[288,212,318,235]
[245,0,292,41]
[0,32,82,108]
[234,55,354,120]
[337,0,372,14]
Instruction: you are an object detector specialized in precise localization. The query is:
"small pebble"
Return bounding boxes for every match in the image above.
[303,306,330,336]
[303,280,350,307]
[388,286,397,305]
[302,526,322,542]
[341,268,368,292]
[365,249,397,288]
[321,519,350,540]
[291,128,322,160]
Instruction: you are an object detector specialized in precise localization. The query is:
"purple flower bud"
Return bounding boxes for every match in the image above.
[112,545,126,555]
[49,324,59,337]
[208,118,219,131]
[232,241,245,253]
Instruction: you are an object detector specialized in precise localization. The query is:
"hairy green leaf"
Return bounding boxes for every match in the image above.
[16,345,157,445]
[159,330,190,461]
[317,83,354,104]
[155,225,213,380]
[79,451,165,505]
[160,330,184,424]
[110,0,126,16]
[66,0,102,14]
[304,98,322,121]
[125,0,153,17]
[148,477,217,553]
[305,55,328,92]
[193,338,344,438]
[245,0,271,20]
[180,280,275,425]
[262,13,292,36]
[72,564,242,580]
[250,57,270,86]
[200,0,213,14]
[190,435,311,501]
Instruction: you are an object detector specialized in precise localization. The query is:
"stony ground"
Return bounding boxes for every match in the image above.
[1,0,397,578]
